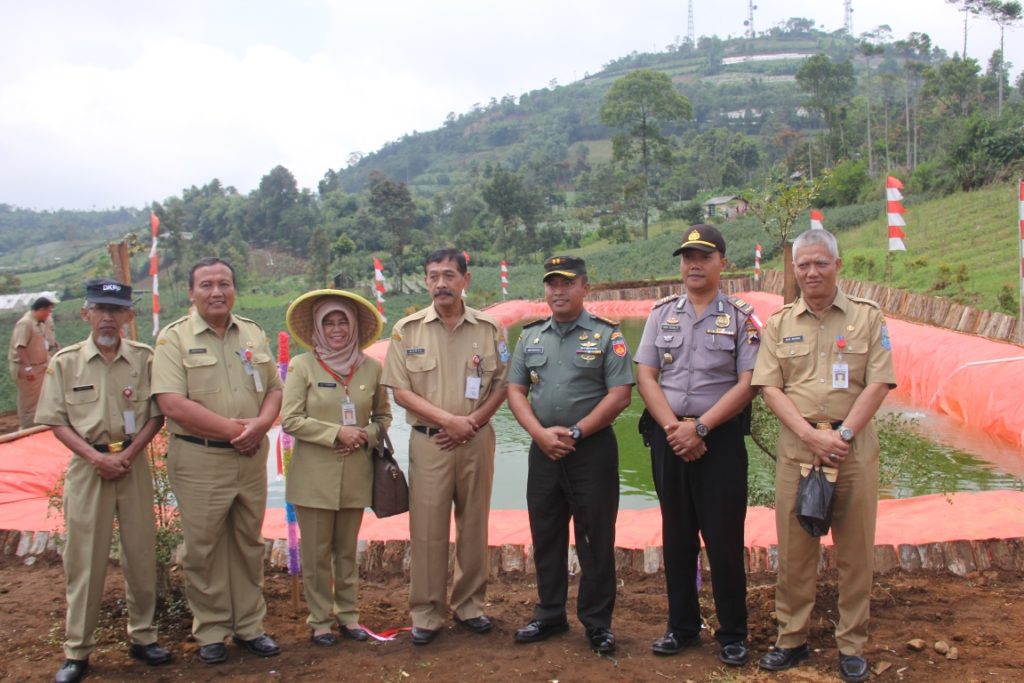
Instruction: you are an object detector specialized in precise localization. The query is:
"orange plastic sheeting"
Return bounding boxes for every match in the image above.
[0,430,70,532]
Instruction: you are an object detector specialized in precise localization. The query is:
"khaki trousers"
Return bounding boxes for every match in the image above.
[774,427,879,655]
[62,453,157,660]
[295,505,364,630]
[407,423,495,630]
[11,362,42,430]
[167,437,269,645]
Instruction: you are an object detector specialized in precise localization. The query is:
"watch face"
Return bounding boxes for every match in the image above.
[696,423,709,437]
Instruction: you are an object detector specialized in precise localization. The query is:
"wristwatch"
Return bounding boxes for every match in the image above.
[568,424,582,441]
[838,425,855,443]
[695,419,709,438]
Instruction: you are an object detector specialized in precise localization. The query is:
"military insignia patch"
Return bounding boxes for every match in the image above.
[497,340,510,363]
[881,322,892,350]
[612,337,628,357]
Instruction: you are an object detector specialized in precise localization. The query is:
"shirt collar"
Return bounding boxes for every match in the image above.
[679,291,729,320]
[425,303,476,326]
[190,309,239,335]
[83,335,130,364]
[794,287,848,316]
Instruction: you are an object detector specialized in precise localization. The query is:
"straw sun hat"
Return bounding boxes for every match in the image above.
[286,289,383,351]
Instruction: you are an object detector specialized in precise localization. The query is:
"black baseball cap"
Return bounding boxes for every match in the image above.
[542,255,587,281]
[672,224,727,256]
[85,278,133,307]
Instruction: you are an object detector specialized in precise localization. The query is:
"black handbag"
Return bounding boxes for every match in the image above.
[371,429,409,518]
[795,464,837,537]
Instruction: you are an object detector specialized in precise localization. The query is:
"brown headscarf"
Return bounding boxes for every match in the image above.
[312,297,364,377]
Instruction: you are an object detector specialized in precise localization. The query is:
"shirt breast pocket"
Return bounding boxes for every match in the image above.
[841,340,869,382]
[65,386,99,424]
[182,354,221,396]
[572,350,604,371]
[468,354,497,384]
[775,342,810,376]
[406,354,438,395]
[704,332,737,371]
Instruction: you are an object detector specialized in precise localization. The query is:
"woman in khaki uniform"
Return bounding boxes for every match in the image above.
[282,290,390,646]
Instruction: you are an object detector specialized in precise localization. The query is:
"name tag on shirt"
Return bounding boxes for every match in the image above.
[782,336,804,343]
[72,385,94,392]
[188,348,207,354]
[406,347,426,355]
[318,381,337,388]
[525,346,545,354]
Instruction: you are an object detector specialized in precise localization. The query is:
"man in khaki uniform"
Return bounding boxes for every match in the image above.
[152,257,283,664]
[36,280,170,683]
[381,248,509,645]
[9,296,54,429]
[751,229,895,683]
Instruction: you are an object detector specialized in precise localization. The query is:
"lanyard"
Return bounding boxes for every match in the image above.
[316,356,357,399]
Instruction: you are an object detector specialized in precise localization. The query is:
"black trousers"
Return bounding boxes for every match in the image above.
[526,427,619,631]
[649,419,748,644]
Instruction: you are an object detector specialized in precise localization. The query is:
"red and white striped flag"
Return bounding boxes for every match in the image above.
[887,176,906,251]
[810,209,825,230]
[373,256,387,322]
[500,260,509,298]
[149,211,160,336]
[754,244,762,284]
[1018,178,1023,341]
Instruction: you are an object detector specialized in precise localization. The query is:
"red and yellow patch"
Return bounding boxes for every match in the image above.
[612,337,627,357]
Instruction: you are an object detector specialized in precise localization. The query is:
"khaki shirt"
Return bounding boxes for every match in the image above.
[151,311,283,435]
[381,304,509,426]
[35,336,161,444]
[508,311,635,427]
[751,288,896,420]
[634,292,760,416]
[8,311,48,366]
[43,316,59,356]
[282,354,392,509]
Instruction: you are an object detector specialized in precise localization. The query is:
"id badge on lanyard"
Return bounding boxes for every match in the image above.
[465,354,482,399]
[832,336,849,389]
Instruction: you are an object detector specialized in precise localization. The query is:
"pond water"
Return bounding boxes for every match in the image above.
[268,318,1024,510]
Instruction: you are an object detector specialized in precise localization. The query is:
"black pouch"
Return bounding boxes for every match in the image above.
[638,408,655,447]
[796,465,836,537]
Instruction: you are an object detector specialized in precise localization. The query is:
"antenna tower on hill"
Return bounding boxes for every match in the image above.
[844,0,854,34]
[687,0,695,45]
[745,0,757,38]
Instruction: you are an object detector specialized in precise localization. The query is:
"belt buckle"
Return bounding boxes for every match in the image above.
[108,441,125,453]
[681,417,696,423]
[814,422,832,431]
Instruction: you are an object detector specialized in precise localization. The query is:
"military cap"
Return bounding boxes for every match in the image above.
[672,224,726,256]
[542,255,587,281]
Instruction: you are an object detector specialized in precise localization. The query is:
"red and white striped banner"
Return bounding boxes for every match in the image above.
[810,209,825,230]
[500,260,509,298]
[754,244,761,284]
[1018,179,1023,342]
[887,176,906,251]
[149,211,160,336]
[373,256,387,322]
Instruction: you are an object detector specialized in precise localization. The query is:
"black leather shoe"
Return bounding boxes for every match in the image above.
[651,632,700,655]
[719,641,749,666]
[455,615,493,634]
[759,644,810,671]
[128,642,172,666]
[514,619,570,643]
[839,654,870,682]
[340,625,368,641]
[54,659,88,683]
[198,643,227,664]
[410,627,440,645]
[310,631,338,647]
[587,627,616,654]
[232,634,280,657]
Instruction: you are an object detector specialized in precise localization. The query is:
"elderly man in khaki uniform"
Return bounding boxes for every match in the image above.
[152,257,283,664]
[382,248,509,645]
[751,229,895,683]
[9,296,54,429]
[36,279,170,683]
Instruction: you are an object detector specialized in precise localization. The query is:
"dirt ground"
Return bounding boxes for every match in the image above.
[0,554,1021,682]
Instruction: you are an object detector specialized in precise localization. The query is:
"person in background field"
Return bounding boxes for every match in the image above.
[381,248,509,646]
[151,257,283,665]
[752,228,895,683]
[506,255,634,655]
[36,279,169,683]
[281,289,391,647]
[9,296,55,429]
[635,225,759,666]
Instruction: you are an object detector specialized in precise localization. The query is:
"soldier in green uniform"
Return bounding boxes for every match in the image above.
[152,257,283,664]
[36,279,170,683]
[507,256,634,654]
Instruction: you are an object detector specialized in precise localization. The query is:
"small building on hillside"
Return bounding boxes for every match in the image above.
[702,195,749,219]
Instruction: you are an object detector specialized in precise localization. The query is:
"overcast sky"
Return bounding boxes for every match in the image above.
[2,0,1019,211]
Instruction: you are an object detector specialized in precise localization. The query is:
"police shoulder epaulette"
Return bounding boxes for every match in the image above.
[591,313,619,327]
[727,295,754,315]
[847,295,881,310]
[651,293,680,310]
[523,317,550,329]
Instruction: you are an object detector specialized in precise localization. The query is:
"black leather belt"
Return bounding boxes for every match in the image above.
[175,434,234,449]
[93,438,132,453]
[808,420,843,430]
[412,425,443,437]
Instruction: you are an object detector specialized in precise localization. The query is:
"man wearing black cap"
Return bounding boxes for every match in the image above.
[635,224,760,665]
[507,255,634,654]
[36,279,170,682]
[8,296,55,429]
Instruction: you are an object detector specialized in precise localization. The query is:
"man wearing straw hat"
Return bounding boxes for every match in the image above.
[36,279,170,683]
[152,257,283,664]
[381,248,509,645]
[281,289,391,647]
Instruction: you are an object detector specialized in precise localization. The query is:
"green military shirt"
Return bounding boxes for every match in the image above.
[36,336,161,444]
[508,311,635,427]
[151,310,283,435]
